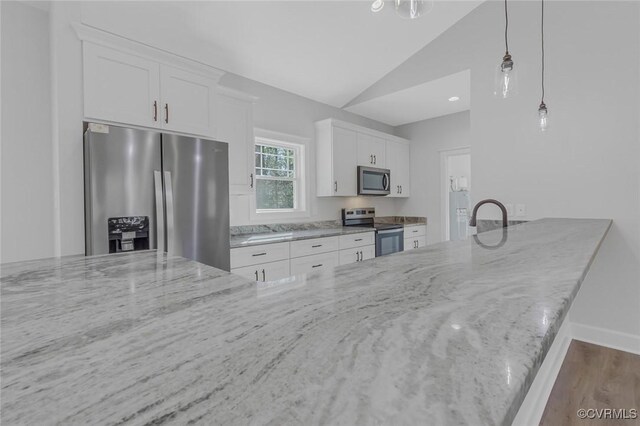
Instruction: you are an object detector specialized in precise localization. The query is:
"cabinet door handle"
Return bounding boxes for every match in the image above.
[334,181,338,193]
[153,101,158,122]
[252,252,267,257]
[312,264,323,268]
[250,173,254,189]
[164,103,169,124]
[262,269,266,281]
[356,251,360,262]
[254,270,259,281]
[400,185,402,194]
[360,250,363,260]
[374,155,377,164]
[312,244,322,248]
[369,154,373,164]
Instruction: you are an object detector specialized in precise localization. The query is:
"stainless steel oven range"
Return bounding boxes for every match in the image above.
[342,207,404,257]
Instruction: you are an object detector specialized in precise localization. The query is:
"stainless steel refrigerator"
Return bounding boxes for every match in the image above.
[449,190,471,241]
[84,123,230,270]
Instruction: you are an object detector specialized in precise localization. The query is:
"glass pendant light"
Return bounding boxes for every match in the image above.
[494,0,518,98]
[395,0,432,20]
[371,0,384,13]
[538,0,549,131]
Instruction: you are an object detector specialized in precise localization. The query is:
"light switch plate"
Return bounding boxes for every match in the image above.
[516,204,526,217]
[506,204,514,216]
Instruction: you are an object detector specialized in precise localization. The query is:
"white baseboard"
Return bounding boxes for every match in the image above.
[571,322,640,355]
[512,319,572,426]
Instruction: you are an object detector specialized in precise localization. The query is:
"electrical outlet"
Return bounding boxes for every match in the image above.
[506,204,514,216]
[516,204,526,217]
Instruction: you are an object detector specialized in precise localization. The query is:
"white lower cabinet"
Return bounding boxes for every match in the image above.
[290,251,339,275]
[231,231,376,281]
[404,236,426,251]
[339,245,375,265]
[232,259,290,282]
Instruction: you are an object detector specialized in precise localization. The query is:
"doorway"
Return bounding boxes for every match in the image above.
[440,147,471,242]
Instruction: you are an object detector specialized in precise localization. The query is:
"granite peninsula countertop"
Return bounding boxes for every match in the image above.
[1,218,611,425]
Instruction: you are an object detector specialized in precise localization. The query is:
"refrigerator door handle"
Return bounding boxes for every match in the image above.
[154,171,165,252]
[164,171,176,255]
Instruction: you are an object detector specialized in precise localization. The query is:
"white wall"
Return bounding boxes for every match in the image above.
[383,1,640,338]
[395,111,471,244]
[1,2,55,263]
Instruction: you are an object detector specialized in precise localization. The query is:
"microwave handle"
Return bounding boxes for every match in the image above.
[383,173,390,191]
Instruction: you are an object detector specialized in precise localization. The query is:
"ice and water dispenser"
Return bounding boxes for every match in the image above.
[108,216,150,253]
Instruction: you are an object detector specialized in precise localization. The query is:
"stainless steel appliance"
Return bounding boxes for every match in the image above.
[84,123,230,270]
[342,207,403,256]
[357,166,390,196]
[449,190,471,241]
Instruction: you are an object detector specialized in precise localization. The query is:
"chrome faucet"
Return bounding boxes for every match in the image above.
[469,199,508,228]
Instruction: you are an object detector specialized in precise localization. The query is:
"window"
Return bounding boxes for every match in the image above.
[254,138,303,212]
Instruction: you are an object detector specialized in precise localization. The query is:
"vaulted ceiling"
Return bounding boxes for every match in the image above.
[81,1,481,117]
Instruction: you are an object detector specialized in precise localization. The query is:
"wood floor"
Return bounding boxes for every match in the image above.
[540,340,640,426]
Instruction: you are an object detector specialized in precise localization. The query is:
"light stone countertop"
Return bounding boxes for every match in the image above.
[230,226,374,248]
[0,218,611,425]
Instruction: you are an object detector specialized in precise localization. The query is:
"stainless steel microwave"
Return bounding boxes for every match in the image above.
[358,166,390,196]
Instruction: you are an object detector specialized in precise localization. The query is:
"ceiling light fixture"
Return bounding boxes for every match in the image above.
[394,0,432,20]
[371,0,384,13]
[538,0,549,131]
[448,96,460,102]
[494,0,518,98]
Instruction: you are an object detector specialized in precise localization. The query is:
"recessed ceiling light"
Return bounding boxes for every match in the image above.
[448,96,460,102]
[371,0,384,13]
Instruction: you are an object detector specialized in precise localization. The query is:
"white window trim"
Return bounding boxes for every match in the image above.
[249,128,311,223]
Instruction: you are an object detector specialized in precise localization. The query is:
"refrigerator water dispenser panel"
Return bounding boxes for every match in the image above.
[108,216,150,253]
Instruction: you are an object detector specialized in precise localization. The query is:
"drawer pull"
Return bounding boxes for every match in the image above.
[312,264,323,268]
[312,244,322,248]
[354,238,363,241]
[252,252,267,257]
[413,230,419,233]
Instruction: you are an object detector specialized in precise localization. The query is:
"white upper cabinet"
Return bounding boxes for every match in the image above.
[316,120,357,197]
[357,132,386,168]
[82,40,223,138]
[214,87,256,195]
[386,139,411,198]
[316,119,409,198]
[83,43,160,128]
[159,65,217,137]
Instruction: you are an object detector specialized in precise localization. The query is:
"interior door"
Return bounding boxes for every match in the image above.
[84,125,162,255]
[332,127,357,196]
[162,134,230,270]
[160,65,217,137]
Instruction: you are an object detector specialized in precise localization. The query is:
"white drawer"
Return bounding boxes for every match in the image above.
[231,259,290,282]
[339,232,375,250]
[404,235,426,251]
[290,251,339,275]
[339,245,375,265]
[404,224,426,238]
[290,236,339,258]
[230,242,290,269]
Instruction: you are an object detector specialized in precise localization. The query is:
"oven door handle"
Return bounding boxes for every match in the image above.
[377,229,404,236]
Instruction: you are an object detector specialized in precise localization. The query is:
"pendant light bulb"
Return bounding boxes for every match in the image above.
[538,103,548,131]
[495,52,518,98]
[395,0,432,19]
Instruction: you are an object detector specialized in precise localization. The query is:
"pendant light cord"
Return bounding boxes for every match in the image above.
[504,0,509,54]
[541,0,545,104]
